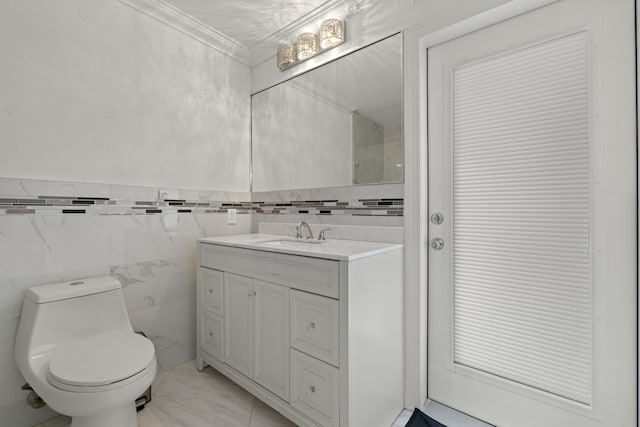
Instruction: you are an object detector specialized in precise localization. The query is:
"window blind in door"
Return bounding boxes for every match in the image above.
[451,31,592,404]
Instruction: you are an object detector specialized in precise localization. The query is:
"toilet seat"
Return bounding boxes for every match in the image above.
[47,330,155,393]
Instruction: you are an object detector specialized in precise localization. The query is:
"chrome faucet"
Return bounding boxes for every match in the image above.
[317,228,331,240]
[295,221,314,240]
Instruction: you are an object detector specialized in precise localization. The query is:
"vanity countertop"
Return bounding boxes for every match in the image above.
[198,233,403,261]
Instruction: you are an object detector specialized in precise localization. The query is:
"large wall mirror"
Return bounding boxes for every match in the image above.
[251,33,402,191]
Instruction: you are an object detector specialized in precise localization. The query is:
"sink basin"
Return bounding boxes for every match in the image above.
[257,238,327,246]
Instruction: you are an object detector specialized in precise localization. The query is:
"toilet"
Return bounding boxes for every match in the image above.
[14,276,157,427]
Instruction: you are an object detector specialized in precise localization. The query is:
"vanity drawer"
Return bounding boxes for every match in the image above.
[198,267,224,316]
[200,243,339,298]
[200,310,223,361]
[291,290,340,367]
[290,349,339,427]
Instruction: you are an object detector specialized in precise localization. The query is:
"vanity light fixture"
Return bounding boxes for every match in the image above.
[277,19,345,71]
[296,33,318,60]
[320,19,344,49]
[277,44,296,69]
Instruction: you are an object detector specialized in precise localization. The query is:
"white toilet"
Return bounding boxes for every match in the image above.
[14,276,157,427]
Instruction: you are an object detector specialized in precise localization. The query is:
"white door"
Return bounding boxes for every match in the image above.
[224,273,254,377]
[427,1,636,426]
[253,280,290,401]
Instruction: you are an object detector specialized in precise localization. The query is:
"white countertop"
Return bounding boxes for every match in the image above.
[198,233,403,261]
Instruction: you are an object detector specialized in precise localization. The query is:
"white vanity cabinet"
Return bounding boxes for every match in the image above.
[196,235,404,427]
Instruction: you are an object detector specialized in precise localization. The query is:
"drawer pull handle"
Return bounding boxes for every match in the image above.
[310,386,316,393]
[247,290,256,297]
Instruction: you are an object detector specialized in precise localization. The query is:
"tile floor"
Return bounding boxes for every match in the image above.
[32,359,490,427]
[34,361,296,427]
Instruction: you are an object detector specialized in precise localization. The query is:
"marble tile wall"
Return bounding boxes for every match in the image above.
[259,222,403,244]
[0,178,403,424]
[251,183,405,234]
[0,177,252,424]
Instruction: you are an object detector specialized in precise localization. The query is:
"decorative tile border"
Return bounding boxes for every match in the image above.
[0,179,403,217]
[0,195,253,216]
[252,198,404,216]
[0,195,403,216]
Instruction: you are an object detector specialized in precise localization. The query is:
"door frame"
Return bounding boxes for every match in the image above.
[402,0,587,410]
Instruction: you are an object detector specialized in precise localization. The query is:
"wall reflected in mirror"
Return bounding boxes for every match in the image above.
[251,33,402,191]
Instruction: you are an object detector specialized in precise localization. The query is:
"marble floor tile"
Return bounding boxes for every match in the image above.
[33,361,296,427]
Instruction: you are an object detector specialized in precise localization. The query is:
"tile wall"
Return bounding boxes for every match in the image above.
[251,183,404,232]
[0,178,404,424]
[0,177,252,424]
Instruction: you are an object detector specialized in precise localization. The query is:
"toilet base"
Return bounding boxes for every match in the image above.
[70,402,137,427]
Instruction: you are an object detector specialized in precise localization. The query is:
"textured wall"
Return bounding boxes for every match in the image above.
[0,0,250,191]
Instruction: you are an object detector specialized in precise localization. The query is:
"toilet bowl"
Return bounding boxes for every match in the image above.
[14,276,157,427]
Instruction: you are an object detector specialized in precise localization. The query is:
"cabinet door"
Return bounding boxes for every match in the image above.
[199,267,224,316]
[224,273,254,377]
[253,280,290,401]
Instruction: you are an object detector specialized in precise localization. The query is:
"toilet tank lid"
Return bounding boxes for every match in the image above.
[24,276,122,304]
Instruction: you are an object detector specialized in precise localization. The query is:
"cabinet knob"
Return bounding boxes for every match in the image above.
[247,290,256,297]
[208,289,213,293]
[209,331,213,337]
[309,322,316,329]
[310,386,316,393]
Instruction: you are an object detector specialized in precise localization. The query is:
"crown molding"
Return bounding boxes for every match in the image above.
[250,0,350,66]
[117,0,250,66]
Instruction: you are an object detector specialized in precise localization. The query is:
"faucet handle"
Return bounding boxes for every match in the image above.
[317,228,332,240]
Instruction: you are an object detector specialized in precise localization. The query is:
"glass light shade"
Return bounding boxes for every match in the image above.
[277,44,296,70]
[320,19,344,49]
[296,33,318,60]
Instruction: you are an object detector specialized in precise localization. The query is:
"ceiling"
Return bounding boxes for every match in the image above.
[161,0,331,47]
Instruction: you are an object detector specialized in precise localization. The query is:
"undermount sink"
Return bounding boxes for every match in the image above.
[257,238,327,246]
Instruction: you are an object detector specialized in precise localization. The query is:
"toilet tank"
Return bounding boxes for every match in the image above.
[15,276,134,358]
